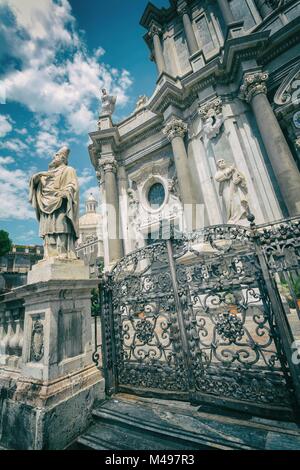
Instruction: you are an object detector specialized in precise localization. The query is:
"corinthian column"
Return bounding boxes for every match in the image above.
[240,72,300,216]
[98,156,124,265]
[177,1,198,56]
[163,118,199,229]
[148,23,166,75]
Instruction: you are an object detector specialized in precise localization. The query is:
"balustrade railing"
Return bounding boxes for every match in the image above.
[0,301,24,369]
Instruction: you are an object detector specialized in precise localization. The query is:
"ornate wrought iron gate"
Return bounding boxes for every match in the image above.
[94,218,300,419]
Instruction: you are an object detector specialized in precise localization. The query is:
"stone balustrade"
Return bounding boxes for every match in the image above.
[0,300,24,369]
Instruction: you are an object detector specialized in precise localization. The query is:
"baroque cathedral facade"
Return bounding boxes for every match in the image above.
[88,0,300,269]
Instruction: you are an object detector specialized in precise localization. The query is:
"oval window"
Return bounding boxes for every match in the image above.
[147,182,165,208]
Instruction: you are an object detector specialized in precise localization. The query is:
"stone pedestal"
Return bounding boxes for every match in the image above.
[27,258,89,284]
[0,262,105,450]
[98,114,113,130]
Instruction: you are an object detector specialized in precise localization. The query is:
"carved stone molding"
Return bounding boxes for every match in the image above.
[239,72,269,103]
[98,156,118,174]
[274,63,300,107]
[31,318,44,362]
[148,23,162,39]
[163,117,188,141]
[199,97,223,119]
[199,97,224,140]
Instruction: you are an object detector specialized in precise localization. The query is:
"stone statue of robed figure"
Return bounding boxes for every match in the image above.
[29,146,79,259]
[215,159,250,226]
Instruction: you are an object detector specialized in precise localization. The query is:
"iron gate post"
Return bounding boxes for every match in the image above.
[100,274,117,396]
[166,238,196,399]
[254,233,300,412]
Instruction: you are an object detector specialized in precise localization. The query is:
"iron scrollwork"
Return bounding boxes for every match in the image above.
[97,218,300,413]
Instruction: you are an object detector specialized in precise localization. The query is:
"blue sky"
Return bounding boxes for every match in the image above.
[0,0,170,245]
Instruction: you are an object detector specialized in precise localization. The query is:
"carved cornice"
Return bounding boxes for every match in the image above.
[239,72,269,103]
[177,1,188,16]
[163,118,188,141]
[198,97,223,120]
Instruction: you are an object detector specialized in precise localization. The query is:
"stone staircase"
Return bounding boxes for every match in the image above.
[72,394,300,450]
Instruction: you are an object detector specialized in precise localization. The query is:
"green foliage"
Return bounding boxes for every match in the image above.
[291,276,300,298]
[279,276,300,308]
[0,230,12,257]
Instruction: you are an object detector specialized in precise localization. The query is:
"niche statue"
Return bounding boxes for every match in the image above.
[29,146,79,259]
[215,159,250,225]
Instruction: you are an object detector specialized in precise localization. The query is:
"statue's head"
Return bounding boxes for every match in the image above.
[217,159,226,169]
[102,88,107,96]
[52,146,70,167]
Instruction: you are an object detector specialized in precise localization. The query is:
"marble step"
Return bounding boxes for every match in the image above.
[77,421,208,450]
[81,394,300,450]
[90,399,254,450]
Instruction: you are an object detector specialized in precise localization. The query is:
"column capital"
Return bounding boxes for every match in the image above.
[148,22,162,39]
[98,156,118,174]
[163,117,188,141]
[239,72,269,103]
[177,1,189,16]
[198,97,223,120]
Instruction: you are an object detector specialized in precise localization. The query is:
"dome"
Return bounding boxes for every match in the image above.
[87,193,97,202]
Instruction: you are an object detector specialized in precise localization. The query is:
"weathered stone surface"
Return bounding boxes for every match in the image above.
[27,258,89,284]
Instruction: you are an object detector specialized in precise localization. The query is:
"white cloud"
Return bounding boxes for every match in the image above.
[0,157,35,220]
[15,128,28,135]
[0,156,14,164]
[0,137,29,154]
[0,0,133,138]
[14,229,39,243]
[35,130,59,157]
[0,114,13,137]
[78,167,94,187]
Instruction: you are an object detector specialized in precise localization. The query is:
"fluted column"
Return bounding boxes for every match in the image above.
[240,72,300,216]
[163,118,199,229]
[98,156,124,265]
[177,1,198,56]
[148,23,166,75]
[254,0,274,18]
[217,0,235,26]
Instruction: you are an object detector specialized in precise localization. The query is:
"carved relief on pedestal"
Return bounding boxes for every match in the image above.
[30,317,44,362]
[199,97,224,140]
